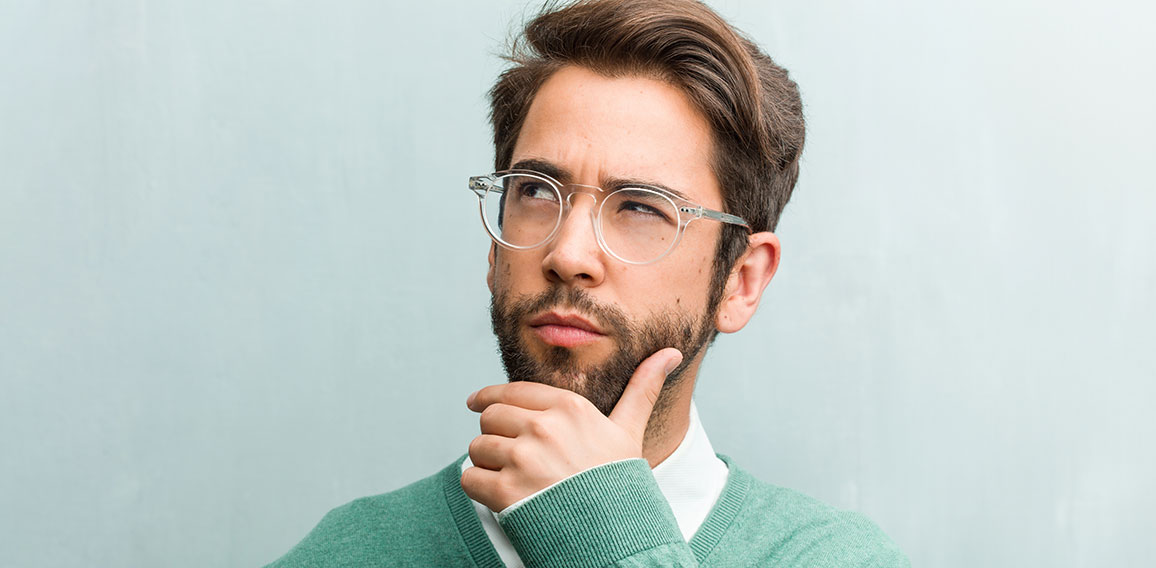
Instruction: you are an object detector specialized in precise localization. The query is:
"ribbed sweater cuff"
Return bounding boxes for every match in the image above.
[497,458,684,568]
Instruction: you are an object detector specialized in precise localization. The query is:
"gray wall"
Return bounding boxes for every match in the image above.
[1,1,1152,566]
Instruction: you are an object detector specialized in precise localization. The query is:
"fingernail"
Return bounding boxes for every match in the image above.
[663,352,683,376]
[466,390,477,407]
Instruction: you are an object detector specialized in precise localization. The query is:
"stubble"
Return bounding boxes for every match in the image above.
[490,285,718,417]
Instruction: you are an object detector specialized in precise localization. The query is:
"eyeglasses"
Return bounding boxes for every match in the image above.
[468,170,751,265]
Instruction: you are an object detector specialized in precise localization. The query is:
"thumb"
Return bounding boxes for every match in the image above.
[609,347,683,441]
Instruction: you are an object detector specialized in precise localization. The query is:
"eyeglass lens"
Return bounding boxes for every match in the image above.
[481,173,680,263]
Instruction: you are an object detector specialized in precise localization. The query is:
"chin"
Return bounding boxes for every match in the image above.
[526,369,591,393]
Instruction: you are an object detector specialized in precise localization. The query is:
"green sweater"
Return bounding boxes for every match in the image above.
[265,455,908,567]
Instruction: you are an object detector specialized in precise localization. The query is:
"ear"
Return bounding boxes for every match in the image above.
[487,242,497,294]
[716,232,781,334]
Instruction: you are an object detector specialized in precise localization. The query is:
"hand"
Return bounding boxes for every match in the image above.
[460,347,684,512]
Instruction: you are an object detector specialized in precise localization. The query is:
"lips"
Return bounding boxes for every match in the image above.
[528,312,604,334]
[528,312,606,347]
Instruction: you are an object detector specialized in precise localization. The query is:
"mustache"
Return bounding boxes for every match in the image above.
[499,286,633,338]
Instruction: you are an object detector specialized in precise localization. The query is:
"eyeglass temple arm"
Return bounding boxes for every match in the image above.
[680,205,752,230]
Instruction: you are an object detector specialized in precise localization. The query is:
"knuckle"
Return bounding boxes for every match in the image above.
[479,405,500,427]
[508,444,530,467]
[460,467,477,490]
[467,436,486,456]
[474,385,501,406]
[561,393,588,414]
[527,415,554,439]
[643,388,660,408]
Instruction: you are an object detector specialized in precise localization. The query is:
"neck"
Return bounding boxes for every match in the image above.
[640,354,703,468]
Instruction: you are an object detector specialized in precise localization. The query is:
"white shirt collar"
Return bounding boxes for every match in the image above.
[463,401,729,567]
[651,401,730,540]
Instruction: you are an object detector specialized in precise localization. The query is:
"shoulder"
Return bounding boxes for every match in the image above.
[708,456,909,568]
[326,464,451,530]
[263,460,472,568]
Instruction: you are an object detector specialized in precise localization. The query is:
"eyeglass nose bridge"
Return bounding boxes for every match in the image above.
[558,183,604,221]
[560,183,603,207]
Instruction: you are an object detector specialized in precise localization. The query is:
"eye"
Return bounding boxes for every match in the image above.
[620,200,664,216]
[615,198,675,224]
[515,181,558,202]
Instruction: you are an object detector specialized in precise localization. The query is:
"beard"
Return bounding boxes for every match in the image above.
[490,285,719,416]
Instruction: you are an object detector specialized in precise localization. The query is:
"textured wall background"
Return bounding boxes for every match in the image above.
[1,1,1152,566]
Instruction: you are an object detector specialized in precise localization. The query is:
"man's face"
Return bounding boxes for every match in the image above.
[488,65,727,415]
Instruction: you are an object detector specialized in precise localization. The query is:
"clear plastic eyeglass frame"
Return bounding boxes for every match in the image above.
[468,169,752,265]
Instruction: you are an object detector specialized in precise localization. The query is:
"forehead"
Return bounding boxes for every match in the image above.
[510,66,721,208]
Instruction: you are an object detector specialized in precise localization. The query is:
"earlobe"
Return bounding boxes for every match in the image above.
[715,232,781,334]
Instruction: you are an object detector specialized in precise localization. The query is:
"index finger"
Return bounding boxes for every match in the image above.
[467,381,575,413]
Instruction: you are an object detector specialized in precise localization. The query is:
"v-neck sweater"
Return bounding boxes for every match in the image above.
[265,454,909,567]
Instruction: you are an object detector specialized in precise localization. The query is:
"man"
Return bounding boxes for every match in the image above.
[267,0,908,566]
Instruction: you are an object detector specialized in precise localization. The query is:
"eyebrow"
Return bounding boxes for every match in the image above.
[508,158,694,202]
[510,159,570,184]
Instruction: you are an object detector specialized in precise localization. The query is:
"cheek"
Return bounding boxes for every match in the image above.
[631,269,711,318]
[675,239,716,284]
[493,250,537,290]
[496,260,513,289]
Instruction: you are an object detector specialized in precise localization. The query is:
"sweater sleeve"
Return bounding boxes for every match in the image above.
[497,458,699,568]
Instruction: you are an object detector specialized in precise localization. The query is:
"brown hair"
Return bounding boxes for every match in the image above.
[489,0,805,310]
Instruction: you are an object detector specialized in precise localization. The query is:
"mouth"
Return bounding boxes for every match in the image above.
[527,312,606,348]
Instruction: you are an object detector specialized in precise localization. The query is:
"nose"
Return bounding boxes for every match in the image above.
[541,191,605,287]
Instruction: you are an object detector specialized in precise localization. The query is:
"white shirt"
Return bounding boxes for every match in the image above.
[462,402,729,567]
